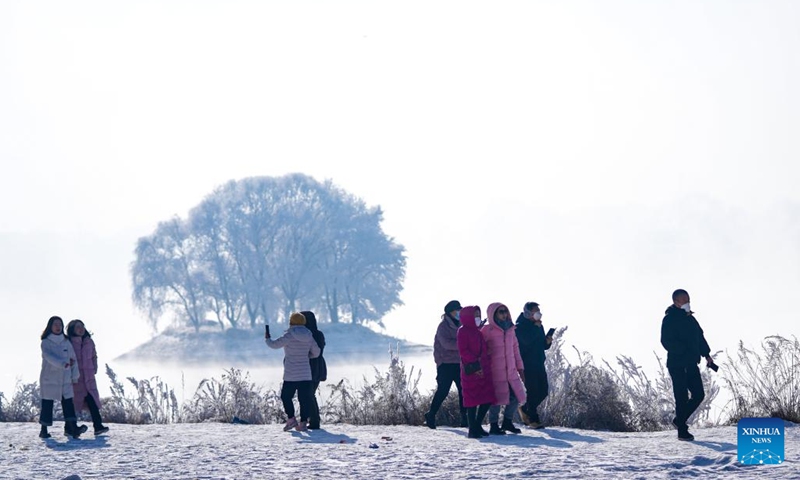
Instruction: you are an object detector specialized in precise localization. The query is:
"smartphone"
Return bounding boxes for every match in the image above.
[708,362,719,372]
[265,324,270,337]
[546,327,556,337]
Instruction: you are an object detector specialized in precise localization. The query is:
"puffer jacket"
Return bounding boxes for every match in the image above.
[40,334,79,401]
[482,302,527,406]
[661,305,711,369]
[457,306,496,408]
[266,326,321,381]
[70,335,102,412]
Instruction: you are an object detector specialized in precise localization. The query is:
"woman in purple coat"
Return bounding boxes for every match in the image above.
[457,305,495,439]
[67,319,109,435]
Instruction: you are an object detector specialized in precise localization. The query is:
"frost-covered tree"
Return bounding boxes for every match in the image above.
[131,218,207,332]
[189,198,245,330]
[130,174,406,331]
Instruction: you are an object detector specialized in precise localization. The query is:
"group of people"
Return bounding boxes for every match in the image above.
[425,300,553,439]
[38,316,109,439]
[38,310,328,439]
[424,289,717,442]
[38,289,714,442]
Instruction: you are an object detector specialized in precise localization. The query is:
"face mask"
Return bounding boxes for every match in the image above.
[533,312,542,321]
[453,311,461,320]
[475,317,482,327]
[681,303,691,313]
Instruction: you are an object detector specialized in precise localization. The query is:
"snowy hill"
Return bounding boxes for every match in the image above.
[3,421,798,479]
[113,323,431,365]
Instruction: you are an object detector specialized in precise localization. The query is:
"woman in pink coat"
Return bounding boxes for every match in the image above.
[457,305,495,439]
[482,302,527,435]
[67,319,109,435]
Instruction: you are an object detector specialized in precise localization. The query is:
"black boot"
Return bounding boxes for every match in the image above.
[466,408,481,439]
[65,424,88,436]
[64,421,83,439]
[39,425,51,439]
[94,424,110,435]
[489,422,506,435]
[424,411,436,429]
[476,405,490,436]
[502,418,522,434]
[678,427,694,441]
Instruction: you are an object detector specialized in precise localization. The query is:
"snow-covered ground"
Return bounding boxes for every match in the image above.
[2,421,797,479]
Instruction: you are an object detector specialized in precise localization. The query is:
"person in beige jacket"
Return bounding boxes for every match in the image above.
[38,316,84,439]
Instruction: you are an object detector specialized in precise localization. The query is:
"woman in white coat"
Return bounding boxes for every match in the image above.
[39,316,83,439]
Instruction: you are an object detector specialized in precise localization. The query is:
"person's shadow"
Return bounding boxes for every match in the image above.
[542,429,604,444]
[290,429,357,444]
[442,427,574,449]
[693,440,737,453]
[42,436,110,450]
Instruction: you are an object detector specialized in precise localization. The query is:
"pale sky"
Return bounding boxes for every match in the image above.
[2,1,799,395]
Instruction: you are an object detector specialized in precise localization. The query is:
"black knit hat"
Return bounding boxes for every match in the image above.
[444,300,462,314]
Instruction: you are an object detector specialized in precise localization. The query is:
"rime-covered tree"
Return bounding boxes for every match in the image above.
[189,197,245,330]
[319,201,406,326]
[131,217,207,332]
[130,173,406,331]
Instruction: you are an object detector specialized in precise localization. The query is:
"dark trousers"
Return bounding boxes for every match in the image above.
[281,381,313,422]
[521,366,549,423]
[84,395,104,428]
[668,364,705,428]
[40,397,77,426]
[309,380,321,427]
[427,363,466,418]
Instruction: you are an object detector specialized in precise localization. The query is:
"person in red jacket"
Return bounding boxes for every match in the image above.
[457,305,496,439]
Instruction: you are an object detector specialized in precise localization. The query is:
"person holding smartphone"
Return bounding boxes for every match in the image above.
[660,289,716,442]
[514,301,552,429]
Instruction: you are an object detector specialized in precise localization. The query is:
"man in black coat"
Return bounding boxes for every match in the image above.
[515,301,552,428]
[301,311,327,430]
[660,289,716,441]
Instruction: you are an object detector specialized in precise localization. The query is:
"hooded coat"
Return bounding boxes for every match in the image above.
[266,325,321,381]
[481,302,527,406]
[70,335,102,412]
[40,334,79,401]
[301,311,327,383]
[457,306,496,407]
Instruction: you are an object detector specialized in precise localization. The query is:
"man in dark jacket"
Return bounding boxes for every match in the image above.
[515,301,551,428]
[660,289,716,441]
[301,311,327,430]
